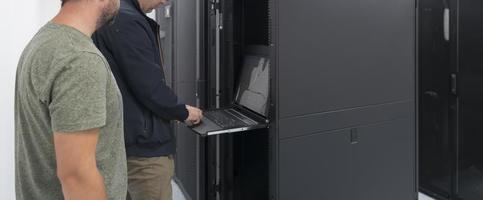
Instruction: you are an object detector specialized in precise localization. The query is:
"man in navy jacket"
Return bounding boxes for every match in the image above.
[93,0,202,199]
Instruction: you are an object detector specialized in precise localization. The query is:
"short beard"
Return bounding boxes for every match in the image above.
[97,13,117,28]
[96,0,119,29]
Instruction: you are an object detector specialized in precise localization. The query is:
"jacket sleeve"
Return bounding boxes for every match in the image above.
[107,18,188,121]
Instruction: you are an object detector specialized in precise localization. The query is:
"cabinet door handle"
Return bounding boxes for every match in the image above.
[164,5,172,18]
[219,13,224,30]
[444,8,450,41]
[350,129,359,144]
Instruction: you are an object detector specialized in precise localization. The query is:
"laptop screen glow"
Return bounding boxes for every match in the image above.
[235,46,270,117]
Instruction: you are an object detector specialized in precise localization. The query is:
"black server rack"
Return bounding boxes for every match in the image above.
[419,0,483,199]
[159,0,418,199]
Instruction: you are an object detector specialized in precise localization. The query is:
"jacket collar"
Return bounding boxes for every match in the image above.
[122,0,159,28]
[124,0,146,16]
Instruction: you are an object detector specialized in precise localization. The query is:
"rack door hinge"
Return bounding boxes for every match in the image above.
[210,0,221,11]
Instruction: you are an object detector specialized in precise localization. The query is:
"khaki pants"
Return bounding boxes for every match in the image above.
[126,156,175,200]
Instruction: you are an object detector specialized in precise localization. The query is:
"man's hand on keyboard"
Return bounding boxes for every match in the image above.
[185,105,203,125]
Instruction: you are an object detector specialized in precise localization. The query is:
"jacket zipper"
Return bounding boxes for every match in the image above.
[143,110,148,132]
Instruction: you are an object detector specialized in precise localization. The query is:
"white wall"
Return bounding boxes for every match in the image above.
[0,0,59,198]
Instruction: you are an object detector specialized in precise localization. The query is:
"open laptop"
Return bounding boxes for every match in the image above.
[189,45,270,136]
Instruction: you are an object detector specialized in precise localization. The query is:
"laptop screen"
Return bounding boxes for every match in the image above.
[235,45,270,117]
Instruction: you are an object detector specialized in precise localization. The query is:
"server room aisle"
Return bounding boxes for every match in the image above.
[420,193,435,200]
[172,181,187,200]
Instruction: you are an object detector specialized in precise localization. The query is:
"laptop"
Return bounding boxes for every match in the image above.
[189,45,270,136]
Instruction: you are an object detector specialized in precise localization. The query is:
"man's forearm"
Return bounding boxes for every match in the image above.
[59,167,107,200]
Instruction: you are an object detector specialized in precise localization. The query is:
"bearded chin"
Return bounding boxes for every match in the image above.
[106,14,117,26]
[96,5,119,29]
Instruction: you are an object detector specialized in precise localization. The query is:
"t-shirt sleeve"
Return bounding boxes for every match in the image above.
[48,52,108,133]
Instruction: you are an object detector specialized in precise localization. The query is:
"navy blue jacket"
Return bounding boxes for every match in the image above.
[93,0,188,157]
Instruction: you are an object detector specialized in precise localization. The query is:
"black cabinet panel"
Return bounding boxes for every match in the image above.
[279,101,412,139]
[354,118,415,200]
[175,82,197,104]
[175,125,200,199]
[419,0,483,199]
[418,0,453,197]
[168,0,201,199]
[173,0,197,83]
[457,1,483,199]
[279,118,416,200]
[279,130,352,200]
[278,0,415,118]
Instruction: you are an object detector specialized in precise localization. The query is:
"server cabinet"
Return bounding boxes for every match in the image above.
[277,0,416,199]
[458,1,483,199]
[165,0,417,199]
[419,0,483,199]
[418,0,454,198]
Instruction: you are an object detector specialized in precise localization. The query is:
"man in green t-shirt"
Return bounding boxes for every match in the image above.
[15,0,126,199]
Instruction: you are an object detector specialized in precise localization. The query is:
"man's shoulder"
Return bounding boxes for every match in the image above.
[112,8,151,30]
[26,24,76,57]
[32,23,101,60]
[56,30,106,67]
[21,25,94,71]
[28,29,107,77]
[70,51,107,68]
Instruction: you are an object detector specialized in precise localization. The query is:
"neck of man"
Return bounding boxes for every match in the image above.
[137,0,153,13]
[51,2,99,37]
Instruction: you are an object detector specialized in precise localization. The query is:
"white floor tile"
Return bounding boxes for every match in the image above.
[419,192,435,200]
[172,180,187,200]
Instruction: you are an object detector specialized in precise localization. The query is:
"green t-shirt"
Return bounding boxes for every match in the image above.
[15,22,127,200]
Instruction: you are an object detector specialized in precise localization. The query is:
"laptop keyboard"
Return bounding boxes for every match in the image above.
[204,110,250,129]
